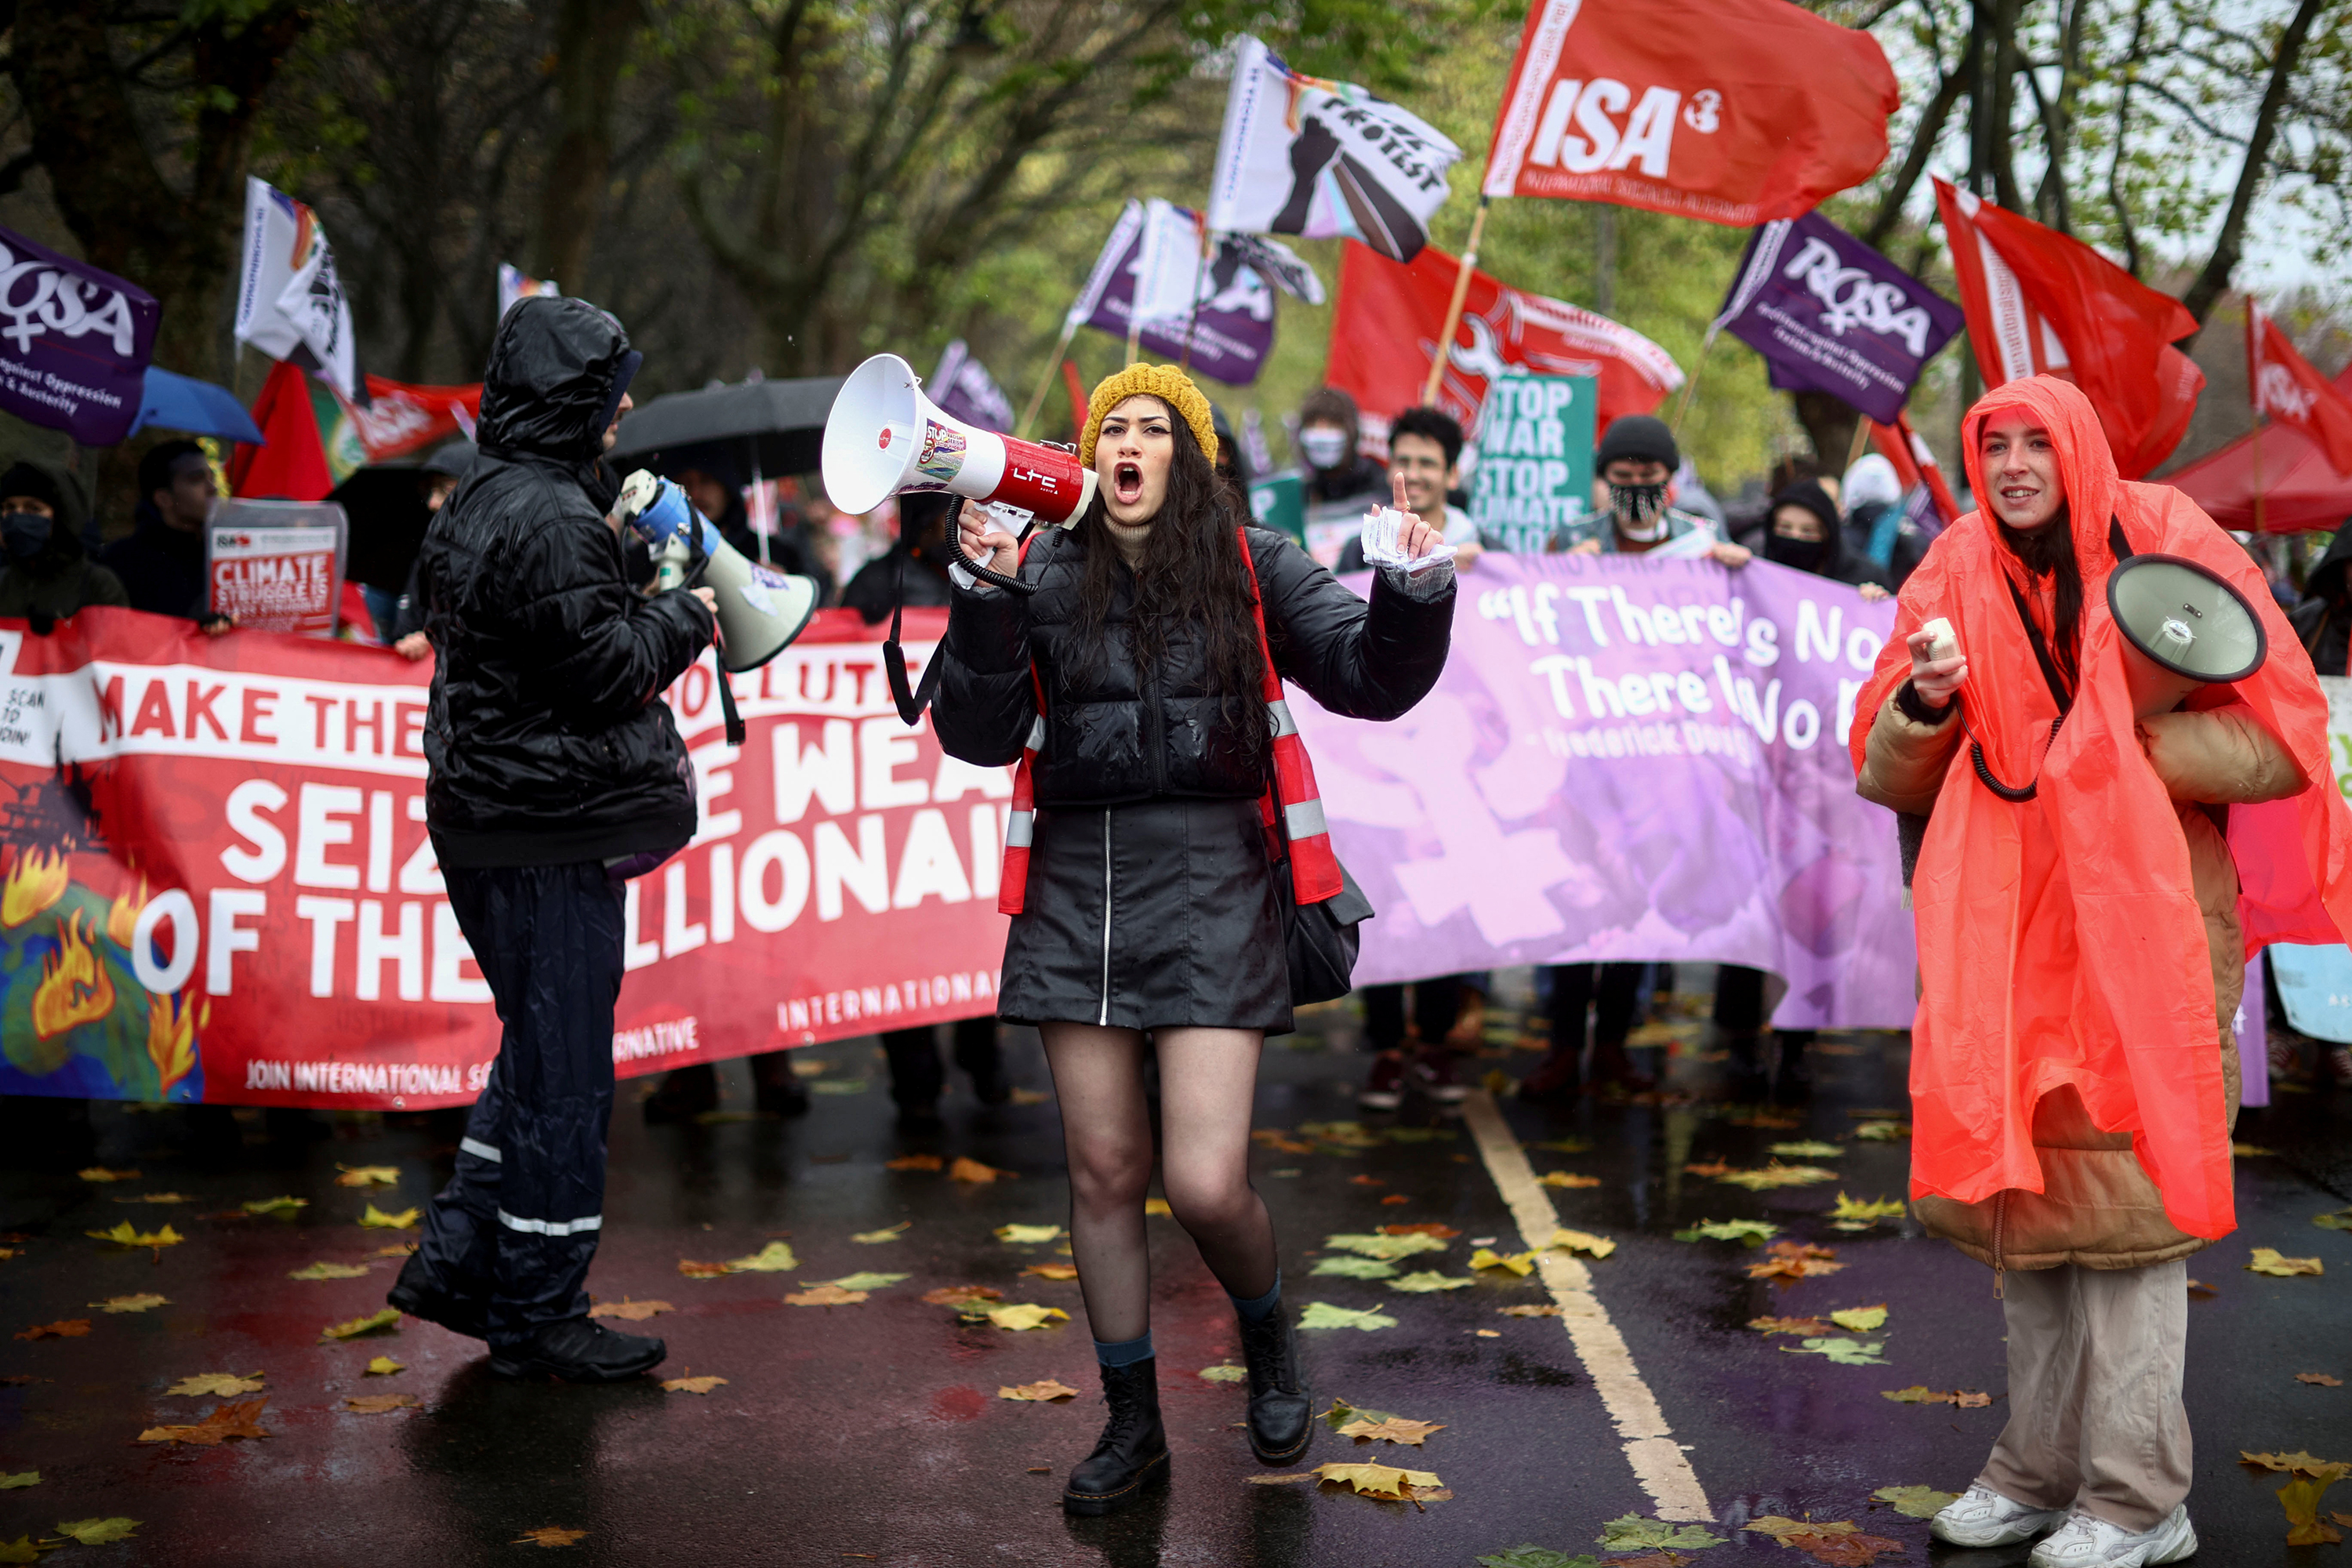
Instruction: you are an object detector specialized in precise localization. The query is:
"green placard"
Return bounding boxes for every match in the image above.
[1468,370,1597,554]
[1247,471,1305,544]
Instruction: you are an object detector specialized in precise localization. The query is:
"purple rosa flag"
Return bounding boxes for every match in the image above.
[1293,552,1915,1029]
[1067,200,1319,387]
[1714,210,1962,426]
[0,224,159,446]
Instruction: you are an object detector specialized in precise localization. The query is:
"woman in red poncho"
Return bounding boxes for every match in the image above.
[1852,376,2352,1568]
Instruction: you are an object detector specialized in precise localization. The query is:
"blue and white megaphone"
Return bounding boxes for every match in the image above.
[617,470,819,673]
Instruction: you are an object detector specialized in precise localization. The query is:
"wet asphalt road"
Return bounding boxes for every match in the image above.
[2,975,2347,1568]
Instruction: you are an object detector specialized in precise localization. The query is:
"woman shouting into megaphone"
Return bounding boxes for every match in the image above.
[934,365,1455,1515]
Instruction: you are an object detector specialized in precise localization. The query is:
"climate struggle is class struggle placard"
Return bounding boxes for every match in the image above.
[0,607,1011,1109]
[1468,368,1597,554]
[207,499,347,636]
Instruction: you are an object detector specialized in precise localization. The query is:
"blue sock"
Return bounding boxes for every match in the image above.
[1094,1331,1154,1368]
[1229,1272,1282,1323]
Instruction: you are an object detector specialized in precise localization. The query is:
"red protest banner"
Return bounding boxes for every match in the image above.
[2249,302,2352,477]
[1481,0,1897,225]
[0,606,1008,1109]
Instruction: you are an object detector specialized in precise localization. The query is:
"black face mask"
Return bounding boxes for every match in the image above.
[1765,530,1834,573]
[1609,481,1670,539]
[1,510,51,560]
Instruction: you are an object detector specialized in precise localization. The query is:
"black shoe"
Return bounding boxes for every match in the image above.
[967,1065,1012,1107]
[1237,1305,1312,1464]
[1772,1036,1813,1103]
[643,1063,720,1124]
[1516,1045,1581,1105]
[388,1252,488,1341]
[488,1317,666,1382]
[750,1054,811,1118]
[1063,1359,1170,1515]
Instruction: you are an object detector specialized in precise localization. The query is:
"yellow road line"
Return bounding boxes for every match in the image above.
[1461,1089,1715,1523]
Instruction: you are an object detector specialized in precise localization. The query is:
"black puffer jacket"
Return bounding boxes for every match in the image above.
[935,524,1451,805]
[418,297,714,868]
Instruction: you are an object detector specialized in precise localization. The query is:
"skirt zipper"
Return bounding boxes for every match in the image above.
[1097,808,1113,1027]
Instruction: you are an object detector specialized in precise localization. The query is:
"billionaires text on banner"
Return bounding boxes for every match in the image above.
[0,608,1011,1109]
[1290,553,1916,1029]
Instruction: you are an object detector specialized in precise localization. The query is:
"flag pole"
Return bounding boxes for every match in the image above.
[1420,194,1493,409]
[2245,300,2268,535]
[2252,419,2267,535]
[1671,324,1721,437]
[1124,311,1145,368]
[1181,220,1213,372]
[1016,316,1083,441]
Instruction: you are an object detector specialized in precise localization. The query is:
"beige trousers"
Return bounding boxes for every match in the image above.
[1977,1259,2191,1532]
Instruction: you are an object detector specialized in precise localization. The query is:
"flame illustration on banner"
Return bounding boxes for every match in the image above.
[147,992,205,1096]
[34,909,117,1040]
[4,847,68,927]
[106,874,148,950]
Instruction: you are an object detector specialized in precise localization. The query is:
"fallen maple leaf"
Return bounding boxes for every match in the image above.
[1298,1302,1396,1331]
[1829,1193,1908,1231]
[1675,1219,1780,1245]
[1198,1364,1247,1382]
[372,1243,416,1258]
[165,1372,263,1396]
[1468,1247,1538,1276]
[1497,1305,1563,1317]
[950,1157,1012,1183]
[1475,1329,1501,1337]
[2249,1248,2325,1276]
[139,1397,270,1446]
[1751,1316,1832,1337]
[2315,1207,2352,1231]
[53,1519,139,1544]
[1144,1196,1174,1214]
[114,1192,189,1204]
[1873,1484,1962,1519]
[1022,1262,1080,1281]
[2281,1469,2348,1547]
[2296,1372,2344,1386]
[1781,1336,1887,1365]
[994,1223,1062,1244]
[240,1196,306,1216]
[1250,1129,1316,1155]
[1769,1140,1844,1158]
[1314,1461,1443,1500]
[659,1374,728,1394]
[920,1286,1002,1306]
[2240,1451,2348,1475]
[512,1526,588,1548]
[813,1272,909,1293]
[1718,1162,1838,1190]
[1748,1241,1846,1280]
[722,1241,799,1272]
[885,1153,944,1171]
[343,1394,418,1413]
[1349,1174,1386,1188]
[77,1167,137,1181]
[851,1221,913,1243]
[1338,1416,1446,1446]
[358,1203,419,1229]
[1880,1386,1988,1406]
[1748,1516,1857,1544]
[1596,1515,1726,1551]
[334,1164,400,1187]
[1548,1229,1615,1258]
[15,1320,89,1341]
[1682,1160,1733,1177]
[1534,1171,1602,1189]
[365,1357,404,1376]
[983,1304,1070,1330]
[676,1259,728,1278]
[1788,1530,1905,1564]
[1852,1121,1909,1141]
[2234,1142,2277,1156]
[785,1285,868,1306]
[0,1474,31,1490]
[1829,1305,1888,1332]
[1000,1380,1080,1402]
[0,1537,37,1563]
[321,1307,401,1341]
[289,1261,371,1281]
[1312,1255,1398,1279]
[1380,1193,1411,1206]
[1325,1231,1447,1260]
[91,1294,168,1314]
[85,1221,182,1250]
[586,1298,671,1321]
[1380,1222,1461,1238]
[1388,1271,1475,1293]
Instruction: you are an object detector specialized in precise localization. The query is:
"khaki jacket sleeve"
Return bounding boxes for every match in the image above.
[2136,707,2307,805]
[1857,691,1962,815]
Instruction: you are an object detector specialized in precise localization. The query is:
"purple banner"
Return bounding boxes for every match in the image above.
[0,224,160,446]
[1714,211,1962,426]
[1070,209,1278,388]
[1293,554,1915,1029]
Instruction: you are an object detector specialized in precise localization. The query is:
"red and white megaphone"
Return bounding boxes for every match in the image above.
[822,354,1098,525]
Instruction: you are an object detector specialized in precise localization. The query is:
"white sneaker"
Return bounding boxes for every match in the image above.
[1929,1483,2070,1548]
[2028,1506,2197,1567]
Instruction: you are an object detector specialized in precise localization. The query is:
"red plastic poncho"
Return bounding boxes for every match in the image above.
[1851,375,2352,1240]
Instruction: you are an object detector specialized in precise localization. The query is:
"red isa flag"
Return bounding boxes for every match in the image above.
[1482,0,1899,226]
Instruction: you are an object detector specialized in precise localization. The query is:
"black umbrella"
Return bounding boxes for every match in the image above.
[607,376,844,478]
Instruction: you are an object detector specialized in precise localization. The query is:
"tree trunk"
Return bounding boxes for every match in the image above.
[535,0,644,292]
[2180,0,2334,328]
[1793,391,1861,477]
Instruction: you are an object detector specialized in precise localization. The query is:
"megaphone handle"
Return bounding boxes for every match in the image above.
[943,497,1038,597]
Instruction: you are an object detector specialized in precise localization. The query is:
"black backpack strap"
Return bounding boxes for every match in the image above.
[2003,573,2074,717]
[2108,516,2133,562]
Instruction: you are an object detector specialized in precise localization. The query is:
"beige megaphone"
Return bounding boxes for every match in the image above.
[616,470,819,673]
[2107,552,2267,718]
[822,353,1097,524]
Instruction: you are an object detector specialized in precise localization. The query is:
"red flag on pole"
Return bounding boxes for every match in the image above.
[1934,178,2205,479]
[228,359,335,502]
[2248,302,2352,477]
[1481,0,1898,225]
[1327,241,1680,453]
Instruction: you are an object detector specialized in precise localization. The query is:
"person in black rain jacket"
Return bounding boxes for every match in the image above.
[933,363,1453,1516]
[390,296,715,1385]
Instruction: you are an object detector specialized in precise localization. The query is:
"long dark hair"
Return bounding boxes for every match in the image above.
[1999,511,2083,692]
[1069,405,1269,774]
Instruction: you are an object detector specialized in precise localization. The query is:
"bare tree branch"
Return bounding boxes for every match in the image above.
[2183,0,2336,325]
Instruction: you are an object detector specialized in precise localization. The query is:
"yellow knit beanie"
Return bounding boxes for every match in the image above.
[1078,364,1219,469]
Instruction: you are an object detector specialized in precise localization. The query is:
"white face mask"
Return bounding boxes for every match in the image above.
[1298,428,1349,470]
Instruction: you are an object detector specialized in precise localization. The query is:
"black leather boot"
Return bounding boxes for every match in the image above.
[1062,1359,1169,1515]
[1238,1305,1312,1464]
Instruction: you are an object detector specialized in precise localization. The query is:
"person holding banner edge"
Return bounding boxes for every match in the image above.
[391,296,718,1384]
[933,363,1454,1514]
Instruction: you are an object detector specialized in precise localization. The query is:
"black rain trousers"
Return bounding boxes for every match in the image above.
[414,862,626,1348]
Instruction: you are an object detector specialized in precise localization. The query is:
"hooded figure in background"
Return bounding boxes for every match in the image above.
[0,458,126,622]
[1852,374,2352,1566]
[1840,452,1929,586]
[2288,524,2352,676]
[394,296,717,1386]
